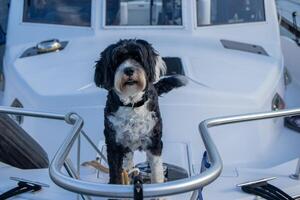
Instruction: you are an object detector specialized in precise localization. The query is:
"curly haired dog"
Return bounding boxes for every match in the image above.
[94,39,186,184]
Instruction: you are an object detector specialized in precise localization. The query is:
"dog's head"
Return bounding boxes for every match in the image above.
[94,39,166,102]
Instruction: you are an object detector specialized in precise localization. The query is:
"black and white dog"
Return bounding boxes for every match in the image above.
[94,39,186,184]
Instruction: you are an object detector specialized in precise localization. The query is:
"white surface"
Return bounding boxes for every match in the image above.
[2,1,299,199]
[0,164,77,200]
[204,158,300,200]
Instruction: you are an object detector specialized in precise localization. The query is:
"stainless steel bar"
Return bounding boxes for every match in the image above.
[50,113,83,172]
[49,114,222,198]
[0,106,65,120]
[64,158,79,179]
[290,158,300,180]
[49,108,300,198]
[236,177,277,187]
[205,108,300,128]
[64,159,92,200]
[81,130,107,164]
[77,134,81,178]
[295,159,300,176]
[190,190,199,200]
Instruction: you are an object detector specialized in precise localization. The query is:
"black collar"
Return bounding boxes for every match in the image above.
[112,90,148,108]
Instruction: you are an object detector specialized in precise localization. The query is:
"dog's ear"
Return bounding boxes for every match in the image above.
[94,44,116,90]
[136,39,159,82]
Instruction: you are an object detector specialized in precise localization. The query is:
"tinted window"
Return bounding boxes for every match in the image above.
[197,0,265,26]
[23,0,91,26]
[106,0,182,26]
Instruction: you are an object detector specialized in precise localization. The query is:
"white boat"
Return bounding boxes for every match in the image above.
[1,0,300,199]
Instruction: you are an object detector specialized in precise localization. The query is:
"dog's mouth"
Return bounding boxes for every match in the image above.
[124,79,138,86]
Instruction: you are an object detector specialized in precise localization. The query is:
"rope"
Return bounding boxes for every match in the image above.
[81,160,142,185]
[81,160,109,173]
[81,160,145,199]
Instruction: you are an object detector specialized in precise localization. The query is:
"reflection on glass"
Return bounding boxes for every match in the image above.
[23,0,91,26]
[197,0,265,26]
[106,0,182,26]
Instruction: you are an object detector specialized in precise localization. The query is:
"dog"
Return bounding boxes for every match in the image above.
[94,39,187,184]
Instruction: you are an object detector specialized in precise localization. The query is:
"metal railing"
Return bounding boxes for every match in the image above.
[0,106,93,200]
[49,107,300,198]
[0,105,223,198]
[279,10,300,45]
[3,106,300,199]
[49,112,223,198]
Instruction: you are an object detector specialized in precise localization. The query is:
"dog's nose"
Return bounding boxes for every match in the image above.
[124,67,134,76]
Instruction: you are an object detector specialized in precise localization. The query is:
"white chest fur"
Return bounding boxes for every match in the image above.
[108,101,157,151]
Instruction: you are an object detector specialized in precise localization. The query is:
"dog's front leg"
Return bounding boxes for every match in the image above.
[106,144,124,184]
[146,151,164,183]
[122,151,134,171]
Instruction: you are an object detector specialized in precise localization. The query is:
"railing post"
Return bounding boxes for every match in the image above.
[77,134,81,178]
[64,159,91,200]
[292,11,300,45]
[290,158,300,180]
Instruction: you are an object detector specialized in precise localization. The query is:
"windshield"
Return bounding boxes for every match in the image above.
[23,0,91,26]
[197,0,265,26]
[106,0,182,26]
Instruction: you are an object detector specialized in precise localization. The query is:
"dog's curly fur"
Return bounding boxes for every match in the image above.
[94,39,186,184]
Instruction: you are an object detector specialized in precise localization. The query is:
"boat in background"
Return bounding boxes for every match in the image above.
[1,0,300,199]
[277,0,300,41]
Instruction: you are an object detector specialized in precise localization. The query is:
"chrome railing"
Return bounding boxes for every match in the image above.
[49,112,223,198]
[279,9,300,45]
[0,106,223,198]
[49,107,300,198]
[0,106,66,120]
[3,106,300,199]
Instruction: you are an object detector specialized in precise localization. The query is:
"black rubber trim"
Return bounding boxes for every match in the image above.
[241,182,294,200]
[0,181,41,200]
[133,175,144,200]
[284,116,300,133]
[0,113,49,169]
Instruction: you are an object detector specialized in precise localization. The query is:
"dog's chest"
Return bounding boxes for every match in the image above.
[108,103,157,151]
